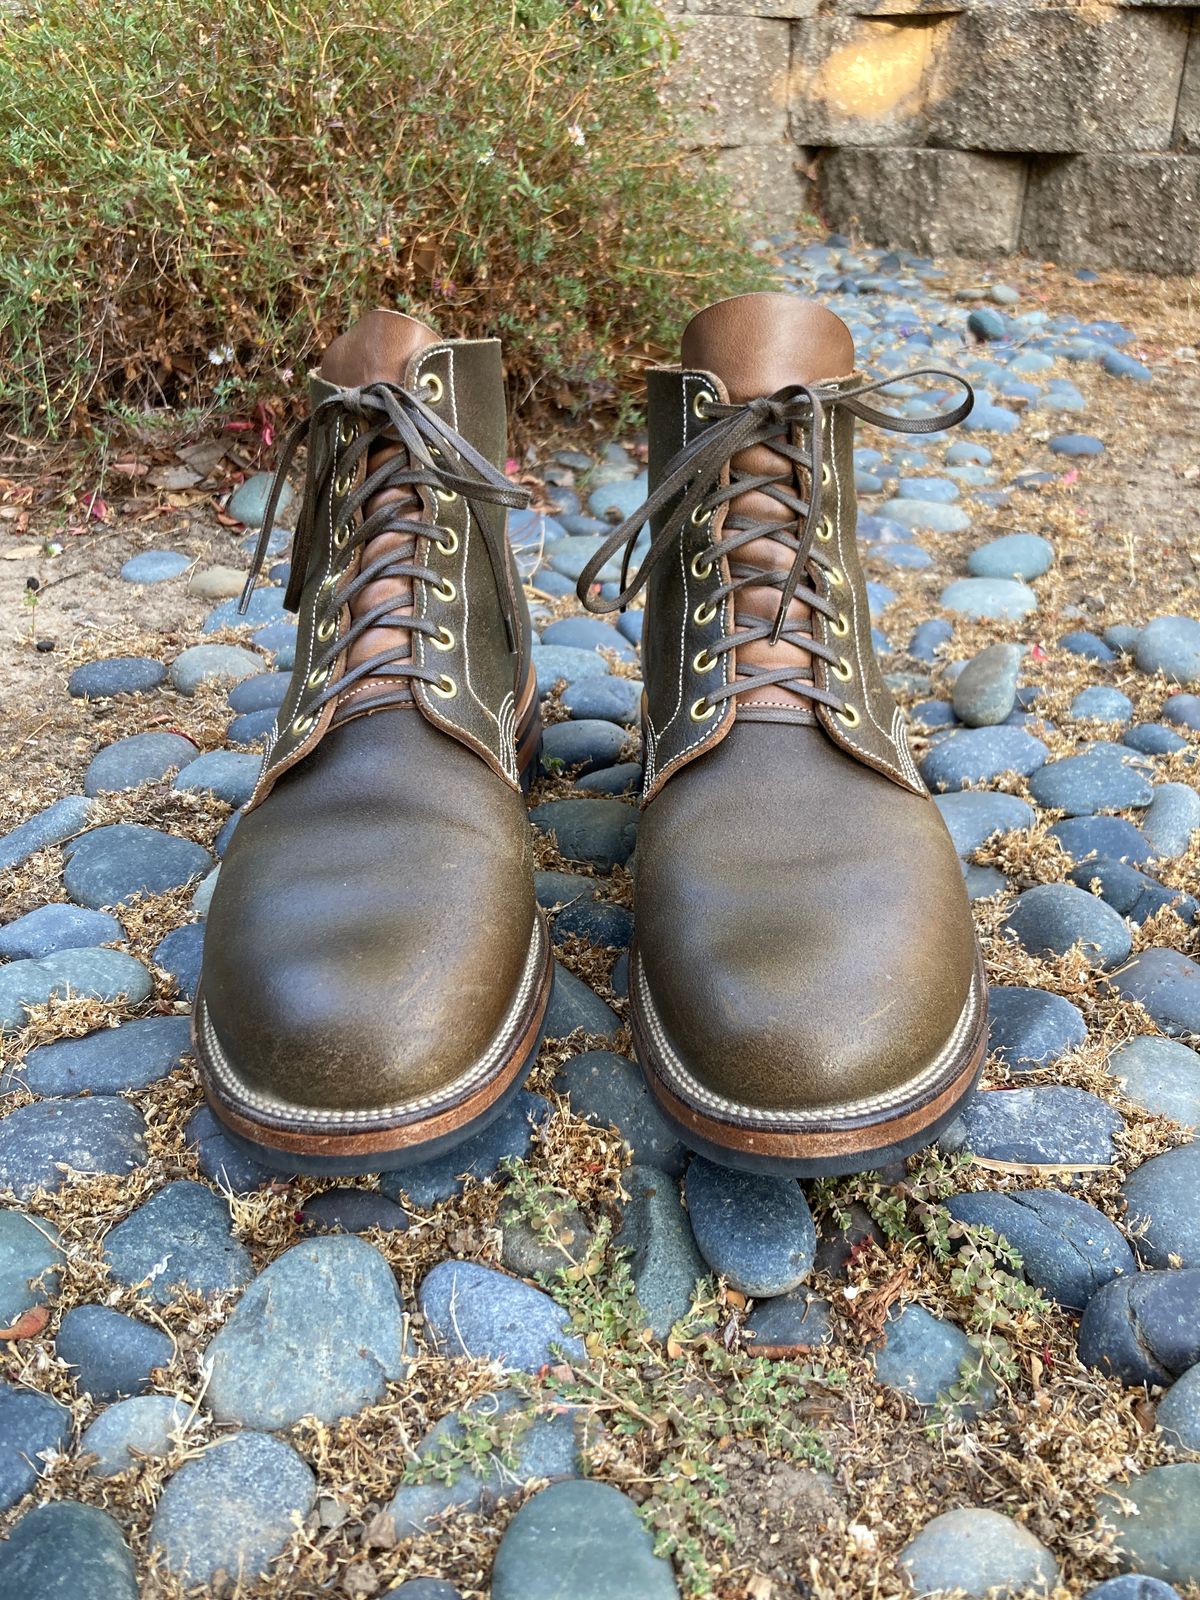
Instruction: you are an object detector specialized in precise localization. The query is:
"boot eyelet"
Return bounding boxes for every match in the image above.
[690,697,717,722]
[316,618,338,643]
[433,526,459,555]
[419,371,444,404]
[694,600,717,626]
[431,625,455,652]
[433,577,457,603]
[334,470,354,496]
[338,418,356,446]
[820,463,832,486]
[291,713,315,737]
[826,568,845,588]
[690,552,714,579]
[692,392,713,420]
[307,666,330,689]
[830,614,850,638]
[831,657,853,683]
[837,704,861,729]
[690,504,709,527]
[693,648,718,674]
[333,522,352,549]
[435,486,458,504]
[817,517,834,542]
[431,674,458,699]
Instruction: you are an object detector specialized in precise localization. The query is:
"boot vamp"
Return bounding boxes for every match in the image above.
[635,720,978,1117]
[201,713,536,1113]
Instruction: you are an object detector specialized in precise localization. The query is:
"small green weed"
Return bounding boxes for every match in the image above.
[500,1165,842,1594]
[813,1154,1053,1384]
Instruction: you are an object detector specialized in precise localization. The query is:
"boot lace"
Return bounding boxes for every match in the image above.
[576,371,972,715]
[239,380,530,716]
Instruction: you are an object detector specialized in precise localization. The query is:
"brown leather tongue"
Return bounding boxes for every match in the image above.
[319,311,441,714]
[680,294,855,711]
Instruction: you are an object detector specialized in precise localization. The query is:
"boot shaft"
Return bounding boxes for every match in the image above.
[577,292,970,800]
[246,311,535,810]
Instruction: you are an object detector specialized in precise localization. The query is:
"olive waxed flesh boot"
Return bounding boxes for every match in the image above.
[194,310,552,1173]
[577,292,987,1177]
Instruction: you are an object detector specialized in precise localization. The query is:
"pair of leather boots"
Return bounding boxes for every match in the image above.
[195,292,987,1180]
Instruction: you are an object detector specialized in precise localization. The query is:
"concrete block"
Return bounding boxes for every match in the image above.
[790,16,951,145]
[1175,20,1200,152]
[684,0,816,16]
[820,0,964,12]
[701,143,818,230]
[1021,154,1200,273]
[928,9,1190,152]
[819,147,1027,256]
[669,17,792,146]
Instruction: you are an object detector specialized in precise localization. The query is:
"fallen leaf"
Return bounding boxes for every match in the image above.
[0,1305,50,1340]
[149,465,202,492]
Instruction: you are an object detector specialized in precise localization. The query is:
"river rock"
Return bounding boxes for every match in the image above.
[418,1260,586,1371]
[899,1506,1058,1596]
[1120,1145,1200,1269]
[617,1166,709,1340]
[0,1501,138,1599]
[205,1235,410,1427]
[491,1480,680,1600]
[683,1159,816,1298]
[1096,1464,1200,1588]
[151,1431,316,1585]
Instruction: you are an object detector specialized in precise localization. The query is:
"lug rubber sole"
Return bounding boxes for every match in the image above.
[630,943,989,1178]
[193,664,550,1177]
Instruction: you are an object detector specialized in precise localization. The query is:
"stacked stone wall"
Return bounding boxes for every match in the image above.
[668,0,1200,270]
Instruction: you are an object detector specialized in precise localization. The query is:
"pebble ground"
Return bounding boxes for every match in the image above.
[0,238,1198,1600]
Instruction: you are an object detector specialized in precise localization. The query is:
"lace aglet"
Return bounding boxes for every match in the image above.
[769,606,786,647]
[237,574,258,617]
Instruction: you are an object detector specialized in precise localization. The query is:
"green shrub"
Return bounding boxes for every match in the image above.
[0,0,769,436]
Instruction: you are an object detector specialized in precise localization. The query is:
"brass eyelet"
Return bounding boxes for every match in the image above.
[831,657,853,683]
[690,552,714,580]
[690,697,717,722]
[291,714,315,737]
[431,674,457,699]
[817,517,834,543]
[690,504,709,527]
[692,391,713,421]
[316,618,338,643]
[694,600,717,626]
[826,568,845,589]
[820,463,832,486]
[433,577,457,603]
[338,418,356,447]
[419,371,444,405]
[435,486,459,505]
[837,704,861,729]
[334,470,354,497]
[433,526,459,556]
[431,625,455,652]
[693,648,718,674]
[333,522,351,550]
[307,666,330,690]
[830,614,850,638]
